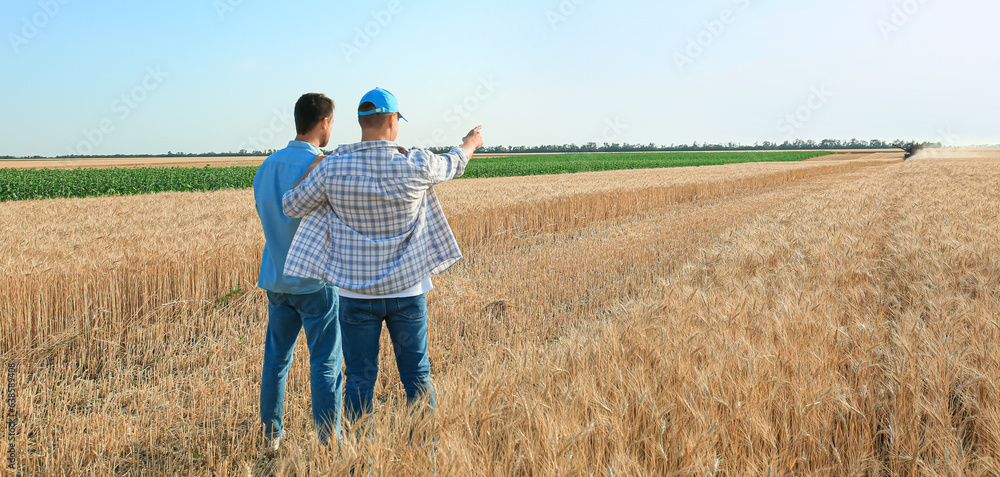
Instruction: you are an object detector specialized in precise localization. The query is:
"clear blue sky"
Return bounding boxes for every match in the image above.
[1,0,997,156]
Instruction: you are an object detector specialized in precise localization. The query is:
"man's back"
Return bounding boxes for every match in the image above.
[253,141,327,294]
[282,141,469,295]
[324,141,464,235]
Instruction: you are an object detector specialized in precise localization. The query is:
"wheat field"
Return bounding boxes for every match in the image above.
[2,151,999,475]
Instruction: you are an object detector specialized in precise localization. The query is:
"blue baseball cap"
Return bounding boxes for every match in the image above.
[358,87,407,121]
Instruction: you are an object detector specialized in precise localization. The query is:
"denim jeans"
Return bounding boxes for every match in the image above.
[339,294,436,422]
[260,285,343,444]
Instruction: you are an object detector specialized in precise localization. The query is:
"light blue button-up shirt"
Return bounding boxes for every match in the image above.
[253,141,328,295]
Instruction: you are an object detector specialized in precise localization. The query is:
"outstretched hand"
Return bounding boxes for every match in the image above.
[461,126,484,157]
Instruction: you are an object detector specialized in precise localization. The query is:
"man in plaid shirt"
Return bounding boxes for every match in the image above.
[282,87,483,422]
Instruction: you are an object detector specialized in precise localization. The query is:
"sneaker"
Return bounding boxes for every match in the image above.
[264,435,282,455]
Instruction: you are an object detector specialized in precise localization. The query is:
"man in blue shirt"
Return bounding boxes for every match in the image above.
[253,93,342,451]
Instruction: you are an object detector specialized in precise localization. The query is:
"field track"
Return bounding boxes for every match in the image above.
[3,150,1000,475]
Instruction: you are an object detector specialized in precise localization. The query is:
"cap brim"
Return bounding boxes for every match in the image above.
[357,110,406,121]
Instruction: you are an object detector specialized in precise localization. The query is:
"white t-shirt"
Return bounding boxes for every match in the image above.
[337,275,433,300]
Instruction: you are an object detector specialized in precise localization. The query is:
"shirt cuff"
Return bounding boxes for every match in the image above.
[449,146,469,164]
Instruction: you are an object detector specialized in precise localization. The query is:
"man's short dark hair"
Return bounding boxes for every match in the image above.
[358,101,393,129]
[294,93,334,135]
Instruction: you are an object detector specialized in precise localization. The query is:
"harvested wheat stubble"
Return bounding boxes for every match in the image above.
[410,155,1000,475]
[0,156,896,275]
[7,152,1000,475]
[435,154,899,216]
[0,158,889,356]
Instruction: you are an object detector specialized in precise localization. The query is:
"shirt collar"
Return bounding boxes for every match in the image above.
[286,140,323,155]
[335,141,408,156]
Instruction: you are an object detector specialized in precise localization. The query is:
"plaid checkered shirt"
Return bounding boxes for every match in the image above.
[281,141,468,295]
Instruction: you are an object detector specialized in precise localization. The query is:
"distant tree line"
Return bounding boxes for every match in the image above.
[427,139,944,155]
[2,139,985,159]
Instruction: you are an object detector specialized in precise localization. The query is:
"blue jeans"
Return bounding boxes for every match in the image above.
[340,294,436,421]
[260,285,343,444]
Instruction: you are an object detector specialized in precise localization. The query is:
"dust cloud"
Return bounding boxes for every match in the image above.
[908,147,1000,160]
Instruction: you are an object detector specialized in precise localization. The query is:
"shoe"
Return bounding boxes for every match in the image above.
[264,435,282,455]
